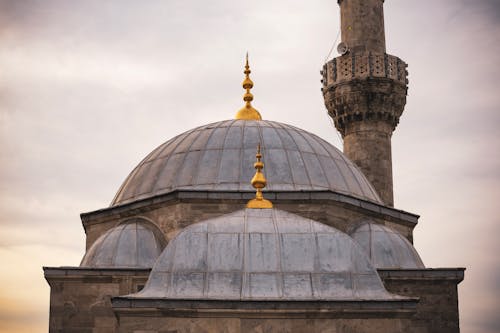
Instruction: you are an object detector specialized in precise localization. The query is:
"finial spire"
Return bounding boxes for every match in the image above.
[235,53,262,120]
[247,144,273,209]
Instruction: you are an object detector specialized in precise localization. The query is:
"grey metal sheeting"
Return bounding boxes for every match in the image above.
[111,119,382,206]
[131,208,400,301]
[349,222,425,269]
[80,218,166,268]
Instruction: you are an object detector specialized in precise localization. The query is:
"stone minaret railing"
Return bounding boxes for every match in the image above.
[322,0,408,207]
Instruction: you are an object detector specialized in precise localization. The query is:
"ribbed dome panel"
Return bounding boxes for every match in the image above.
[112,120,382,206]
[132,209,399,300]
[80,219,166,268]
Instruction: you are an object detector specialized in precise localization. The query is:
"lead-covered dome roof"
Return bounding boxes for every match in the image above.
[132,208,398,301]
[349,221,425,269]
[112,119,381,206]
[80,218,166,268]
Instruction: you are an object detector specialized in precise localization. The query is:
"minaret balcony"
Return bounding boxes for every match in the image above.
[321,52,408,137]
[322,52,408,87]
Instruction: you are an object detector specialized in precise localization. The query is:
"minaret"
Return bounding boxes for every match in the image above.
[322,0,408,207]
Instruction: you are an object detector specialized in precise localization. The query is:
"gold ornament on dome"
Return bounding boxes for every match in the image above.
[235,53,262,120]
[247,144,273,209]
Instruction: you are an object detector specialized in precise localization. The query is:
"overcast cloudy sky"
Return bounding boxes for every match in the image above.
[0,0,499,332]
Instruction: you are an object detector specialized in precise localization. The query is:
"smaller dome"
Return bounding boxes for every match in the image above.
[80,218,166,268]
[133,209,399,301]
[349,222,425,269]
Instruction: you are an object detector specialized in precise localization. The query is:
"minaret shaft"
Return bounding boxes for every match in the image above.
[343,121,393,206]
[322,0,408,207]
[339,0,386,53]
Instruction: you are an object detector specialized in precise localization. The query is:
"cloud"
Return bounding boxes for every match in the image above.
[0,1,498,332]
[477,0,500,23]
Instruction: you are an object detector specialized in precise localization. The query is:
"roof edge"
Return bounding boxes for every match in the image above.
[80,190,419,232]
[43,266,151,276]
[111,298,418,318]
[377,268,465,283]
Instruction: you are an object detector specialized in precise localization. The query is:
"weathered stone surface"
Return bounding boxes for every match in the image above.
[379,268,465,333]
[338,0,386,54]
[44,267,150,333]
[81,190,419,250]
[114,310,414,333]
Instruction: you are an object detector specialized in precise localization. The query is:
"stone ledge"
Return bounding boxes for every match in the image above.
[378,268,465,283]
[43,266,151,277]
[80,190,419,229]
[43,267,151,288]
[112,298,418,319]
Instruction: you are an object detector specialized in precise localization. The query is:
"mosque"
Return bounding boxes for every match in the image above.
[44,1,464,332]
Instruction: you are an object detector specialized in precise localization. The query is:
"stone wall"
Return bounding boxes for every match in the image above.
[81,191,419,251]
[113,299,417,333]
[44,267,464,332]
[379,269,465,333]
[44,267,150,333]
[116,317,412,333]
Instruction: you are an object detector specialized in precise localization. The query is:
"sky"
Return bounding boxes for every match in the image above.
[0,0,499,332]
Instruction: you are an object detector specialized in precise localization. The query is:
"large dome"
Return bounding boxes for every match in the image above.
[112,119,381,206]
[133,208,398,300]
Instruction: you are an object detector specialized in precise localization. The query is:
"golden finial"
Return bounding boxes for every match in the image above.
[247,144,273,209]
[235,53,262,120]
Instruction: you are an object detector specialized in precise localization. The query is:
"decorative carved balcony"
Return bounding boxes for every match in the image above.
[322,52,408,136]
